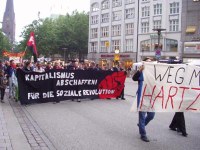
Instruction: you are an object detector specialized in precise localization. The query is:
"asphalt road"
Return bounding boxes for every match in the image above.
[24,78,200,150]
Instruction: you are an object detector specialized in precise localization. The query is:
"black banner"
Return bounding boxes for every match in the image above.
[17,69,126,105]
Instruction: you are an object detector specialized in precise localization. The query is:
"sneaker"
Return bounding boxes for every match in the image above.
[121,98,126,100]
[77,99,81,102]
[141,136,150,142]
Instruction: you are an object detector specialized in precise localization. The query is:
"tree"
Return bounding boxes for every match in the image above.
[0,29,12,59]
[18,11,89,61]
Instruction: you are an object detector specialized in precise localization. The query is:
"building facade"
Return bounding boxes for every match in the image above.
[88,0,138,69]
[88,0,185,66]
[2,0,15,44]
[138,0,182,61]
[181,0,200,62]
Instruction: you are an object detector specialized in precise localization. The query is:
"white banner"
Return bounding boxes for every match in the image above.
[138,63,200,112]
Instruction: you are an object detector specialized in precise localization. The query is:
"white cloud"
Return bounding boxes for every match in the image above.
[0,0,90,42]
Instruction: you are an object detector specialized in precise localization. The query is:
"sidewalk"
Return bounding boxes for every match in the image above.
[0,90,56,150]
[0,91,31,150]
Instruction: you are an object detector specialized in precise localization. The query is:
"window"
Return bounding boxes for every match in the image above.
[141,22,149,33]
[126,0,134,4]
[154,4,162,15]
[112,0,122,7]
[125,23,134,35]
[169,19,179,31]
[91,3,99,12]
[102,0,109,9]
[142,6,150,17]
[170,2,179,14]
[151,38,163,50]
[141,40,151,52]
[101,13,109,23]
[90,42,98,52]
[125,8,135,19]
[112,25,121,36]
[112,40,121,52]
[91,15,99,24]
[112,11,122,21]
[91,28,98,38]
[125,39,134,52]
[166,39,178,52]
[101,26,109,37]
[100,41,109,52]
[153,20,162,29]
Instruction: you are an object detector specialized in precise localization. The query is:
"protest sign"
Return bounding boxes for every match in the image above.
[138,63,200,112]
[17,69,126,105]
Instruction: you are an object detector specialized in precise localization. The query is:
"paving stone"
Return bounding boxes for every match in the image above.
[28,140,37,144]
[30,143,39,147]
[39,143,47,147]
[41,147,50,150]
[32,147,41,150]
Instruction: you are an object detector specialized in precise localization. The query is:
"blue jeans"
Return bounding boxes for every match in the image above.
[138,111,155,137]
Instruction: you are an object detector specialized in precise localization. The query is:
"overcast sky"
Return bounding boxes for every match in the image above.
[0,0,90,42]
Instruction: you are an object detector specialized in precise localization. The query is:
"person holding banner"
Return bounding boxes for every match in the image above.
[134,57,155,142]
[169,112,188,137]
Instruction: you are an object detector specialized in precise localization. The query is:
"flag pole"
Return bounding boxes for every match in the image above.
[20,46,27,64]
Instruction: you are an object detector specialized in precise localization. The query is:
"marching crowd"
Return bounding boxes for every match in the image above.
[0,59,127,103]
[0,58,188,143]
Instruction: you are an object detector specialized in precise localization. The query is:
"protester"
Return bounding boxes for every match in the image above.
[0,70,7,103]
[133,57,155,142]
[53,62,62,70]
[116,63,126,100]
[0,60,4,71]
[23,61,33,72]
[5,60,16,99]
[169,112,188,137]
[33,62,45,73]
[45,62,52,71]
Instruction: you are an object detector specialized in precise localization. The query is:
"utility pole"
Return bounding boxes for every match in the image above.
[152,28,166,60]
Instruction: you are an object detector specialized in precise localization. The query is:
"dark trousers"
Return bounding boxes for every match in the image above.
[169,112,187,134]
[0,88,5,100]
[117,88,124,99]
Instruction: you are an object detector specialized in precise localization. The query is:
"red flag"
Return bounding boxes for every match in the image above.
[27,32,38,56]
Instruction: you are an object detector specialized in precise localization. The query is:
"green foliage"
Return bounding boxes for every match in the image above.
[18,11,89,60]
[0,29,12,58]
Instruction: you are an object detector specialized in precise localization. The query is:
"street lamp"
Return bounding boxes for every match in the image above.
[152,28,166,60]
[114,49,120,65]
[62,48,67,63]
[114,49,119,54]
